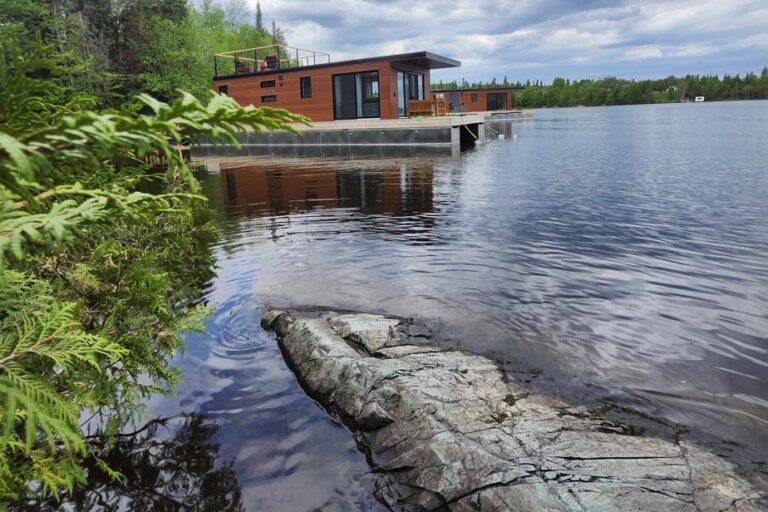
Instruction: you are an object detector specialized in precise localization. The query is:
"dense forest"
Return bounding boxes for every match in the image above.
[3,0,286,106]
[0,0,302,506]
[434,69,768,107]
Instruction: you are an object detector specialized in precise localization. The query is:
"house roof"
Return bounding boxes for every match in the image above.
[214,51,460,81]
[386,51,461,69]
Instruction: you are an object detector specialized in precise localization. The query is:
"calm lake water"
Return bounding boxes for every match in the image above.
[144,101,768,510]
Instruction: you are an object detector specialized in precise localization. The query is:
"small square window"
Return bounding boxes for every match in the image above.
[471,93,478,102]
[300,77,312,98]
[261,80,276,88]
[261,95,277,103]
[218,85,228,95]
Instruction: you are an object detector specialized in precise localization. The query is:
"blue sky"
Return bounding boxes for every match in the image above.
[251,0,767,84]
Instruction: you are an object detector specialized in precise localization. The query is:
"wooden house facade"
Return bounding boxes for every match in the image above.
[432,88,516,112]
[212,49,460,122]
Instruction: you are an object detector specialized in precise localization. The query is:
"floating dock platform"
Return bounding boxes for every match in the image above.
[486,109,535,119]
[193,114,485,159]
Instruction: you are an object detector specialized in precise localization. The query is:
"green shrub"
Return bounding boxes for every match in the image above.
[0,35,306,502]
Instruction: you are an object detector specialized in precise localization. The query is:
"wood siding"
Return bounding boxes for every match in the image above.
[432,88,515,112]
[213,61,432,122]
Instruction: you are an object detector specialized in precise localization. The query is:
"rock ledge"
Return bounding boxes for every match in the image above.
[261,308,766,511]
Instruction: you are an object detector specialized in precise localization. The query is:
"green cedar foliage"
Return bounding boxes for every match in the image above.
[0,35,307,502]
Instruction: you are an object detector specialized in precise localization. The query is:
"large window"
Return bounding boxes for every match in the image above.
[300,77,312,98]
[397,71,425,117]
[487,92,507,110]
[333,71,380,120]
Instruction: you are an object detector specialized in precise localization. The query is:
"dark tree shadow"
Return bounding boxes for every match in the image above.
[14,415,244,512]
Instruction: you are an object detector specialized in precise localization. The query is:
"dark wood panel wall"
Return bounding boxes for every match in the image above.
[213,61,432,122]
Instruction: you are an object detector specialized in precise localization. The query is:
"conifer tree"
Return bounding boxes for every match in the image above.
[256,1,264,33]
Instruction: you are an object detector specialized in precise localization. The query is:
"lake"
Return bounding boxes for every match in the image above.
[145,101,768,510]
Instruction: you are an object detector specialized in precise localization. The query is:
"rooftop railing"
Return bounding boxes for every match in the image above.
[214,44,331,78]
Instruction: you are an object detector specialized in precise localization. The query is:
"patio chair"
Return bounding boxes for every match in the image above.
[448,92,467,113]
[234,56,253,74]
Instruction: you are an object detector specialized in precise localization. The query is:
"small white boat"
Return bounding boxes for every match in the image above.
[695,96,705,102]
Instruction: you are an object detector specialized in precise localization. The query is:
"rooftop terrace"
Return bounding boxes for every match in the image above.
[213,45,460,80]
[214,44,331,79]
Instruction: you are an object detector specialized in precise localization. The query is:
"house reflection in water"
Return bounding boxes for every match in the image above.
[218,160,435,217]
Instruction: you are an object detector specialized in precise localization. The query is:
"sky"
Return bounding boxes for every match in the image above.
[250,0,768,84]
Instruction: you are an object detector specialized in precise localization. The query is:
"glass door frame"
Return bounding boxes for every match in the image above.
[332,70,381,120]
[486,92,508,111]
[397,71,425,117]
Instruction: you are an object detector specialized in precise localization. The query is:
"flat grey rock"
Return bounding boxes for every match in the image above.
[261,309,767,511]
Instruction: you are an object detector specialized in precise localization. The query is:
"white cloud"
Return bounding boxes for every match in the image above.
[244,0,768,81]
[668,44,719,58]
[622,46,664,61]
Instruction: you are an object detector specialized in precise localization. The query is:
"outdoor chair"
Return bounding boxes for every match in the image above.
[448,92,467,113]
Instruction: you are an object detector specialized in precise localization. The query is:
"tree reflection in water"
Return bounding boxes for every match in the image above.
[15,415,243,512]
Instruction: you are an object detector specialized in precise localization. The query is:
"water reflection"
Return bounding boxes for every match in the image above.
[143,286,385,511]
[218,159,434,217]
[17,416,243,511]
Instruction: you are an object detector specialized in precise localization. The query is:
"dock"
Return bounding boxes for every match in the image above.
[193,114,485,159]
[486,109,535,119]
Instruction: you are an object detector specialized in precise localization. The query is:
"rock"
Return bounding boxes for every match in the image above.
[263,309,767,511]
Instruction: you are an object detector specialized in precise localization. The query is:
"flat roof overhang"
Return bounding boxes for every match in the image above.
[388,51,461,69]
[213,50,460,81]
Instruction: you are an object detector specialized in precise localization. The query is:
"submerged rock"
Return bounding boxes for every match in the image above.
[261,309,766,511]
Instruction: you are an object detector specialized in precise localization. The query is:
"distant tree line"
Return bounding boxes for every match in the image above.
[2,0,288,106]
[433,76,519,90]
[433,69,768,107]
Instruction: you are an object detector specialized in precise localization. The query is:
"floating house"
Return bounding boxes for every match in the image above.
[431,88,517,113]
[212,44,461,122]
[204,44,487,156]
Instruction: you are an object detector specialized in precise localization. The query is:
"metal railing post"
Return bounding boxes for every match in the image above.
[214,55,218,78]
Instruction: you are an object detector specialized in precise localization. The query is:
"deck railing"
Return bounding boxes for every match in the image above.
[213,44,331,78]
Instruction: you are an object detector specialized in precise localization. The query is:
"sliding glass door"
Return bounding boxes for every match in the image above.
[333,71,380,120]
[397,71,425,117]
[486,92,508,111]
[333,74,357,119]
